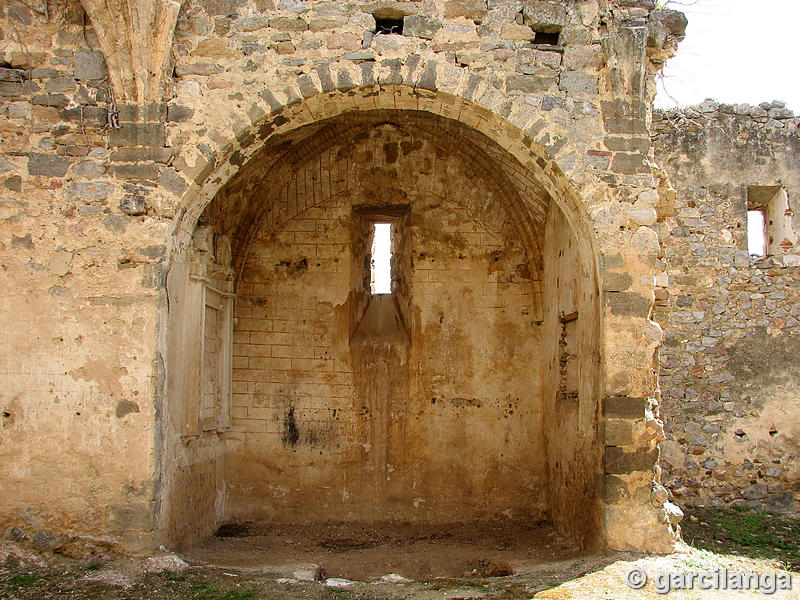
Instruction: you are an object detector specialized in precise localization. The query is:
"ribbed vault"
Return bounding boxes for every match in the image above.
[201,110,553,283]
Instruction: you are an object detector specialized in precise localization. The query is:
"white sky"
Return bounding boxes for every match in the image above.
[371,223,392,294]
[654,0,800,112]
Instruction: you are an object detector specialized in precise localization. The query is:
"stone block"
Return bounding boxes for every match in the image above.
[559,70,598,96]
[61,106,108,127]
[159,168,189,197]
[603,271,633,292]
[31,94,69,108]
[506,74,555,93]
[742,484,768,500]
[540,94,563,111]
[604,446,658,474]
[45,77,76,93]
[120,196,148,215]
[74,50,108,81]
[116,104,167,122]
[611,152,649,174]
[443,0,488,21]
[603,396,647,419]
[603,474,629,503]
[72,160,107,178]
[237,13,270,31]
[269,17,308,31]
[32,529,62,551]
[605,420,634,445]
[403,15,442,40]
[110,163,160,180]
[522,1,567,33]
[28,153,70,177]
[293,564,325,581]
[174,63,223,77]
[604,291,651,317]
[651,9,687,37]
[109,123,166,147]
[143,554,189,574]
[603,118,648,135]
[111,147,175,164]
[603,136,650,153]
[65,181,115,201]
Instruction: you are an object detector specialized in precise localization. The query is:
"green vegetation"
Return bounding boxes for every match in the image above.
[190,581,258,600]
[9,573,42,587]
[682,506,800,570]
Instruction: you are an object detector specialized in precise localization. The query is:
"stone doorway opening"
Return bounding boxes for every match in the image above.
[165,107,604,571]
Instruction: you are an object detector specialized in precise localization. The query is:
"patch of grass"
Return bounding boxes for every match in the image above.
[9,573,42,587]
[158,570,190,582]
[191,581,258,600]
[682,506,800,570]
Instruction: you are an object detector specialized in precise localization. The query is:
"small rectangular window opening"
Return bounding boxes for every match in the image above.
[532,30,560,45]
[371,223,392,294]
[747,209,766,257]
[375,18,403,35]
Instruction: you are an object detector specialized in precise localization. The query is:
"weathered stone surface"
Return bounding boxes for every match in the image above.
[611,153,649,174]
[0,0,694,559]
[506,74,555,93]
[559,71,598,96]
[522,1,567,33]
[603,396,647,419]
[111,147,175,163]
[28,154,70,177]
[605,291,651,317]
[0,541,46,569]
[74,50,108,81]
[32,530,62,552]
[403,15,441,39]
[167,105,195,122]
[119,196,148,215]
[109,123,166,147]
[293,564,324,581]
[651,8,687,37]
[110,163,160,180]
[83,571,133,589]
[4,526,27,542]
[65,181,115,201]
[653,102,800,511]
[605,447,659,474]
[269,16,308,31]
[142,554,189,574]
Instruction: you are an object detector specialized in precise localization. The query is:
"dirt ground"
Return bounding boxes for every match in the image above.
[184,520,580,580]
[2,510,800,599]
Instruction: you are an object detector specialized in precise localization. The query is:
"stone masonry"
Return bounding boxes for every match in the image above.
[653,100,800,512]
[0,0,718,557]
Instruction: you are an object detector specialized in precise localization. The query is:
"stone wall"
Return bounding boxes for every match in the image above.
[224,124,545,523]
[1,0,686,554]
[653,100,800,511]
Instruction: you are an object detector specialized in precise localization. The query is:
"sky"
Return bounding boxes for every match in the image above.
[654,0,800,112]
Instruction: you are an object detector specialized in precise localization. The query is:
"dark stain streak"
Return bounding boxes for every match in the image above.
[282,406,300,447]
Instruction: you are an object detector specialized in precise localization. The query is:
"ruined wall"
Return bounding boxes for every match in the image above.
[653,101,800,511]
[0,0,686,554]
[0,2,168,554]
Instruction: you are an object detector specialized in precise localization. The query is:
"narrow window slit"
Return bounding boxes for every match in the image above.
[371,223,392,294]
[747,209,766,256]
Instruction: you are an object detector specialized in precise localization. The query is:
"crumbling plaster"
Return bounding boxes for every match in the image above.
[0,0,687,554]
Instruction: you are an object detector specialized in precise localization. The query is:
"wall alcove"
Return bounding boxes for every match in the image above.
[165,108,603,558]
